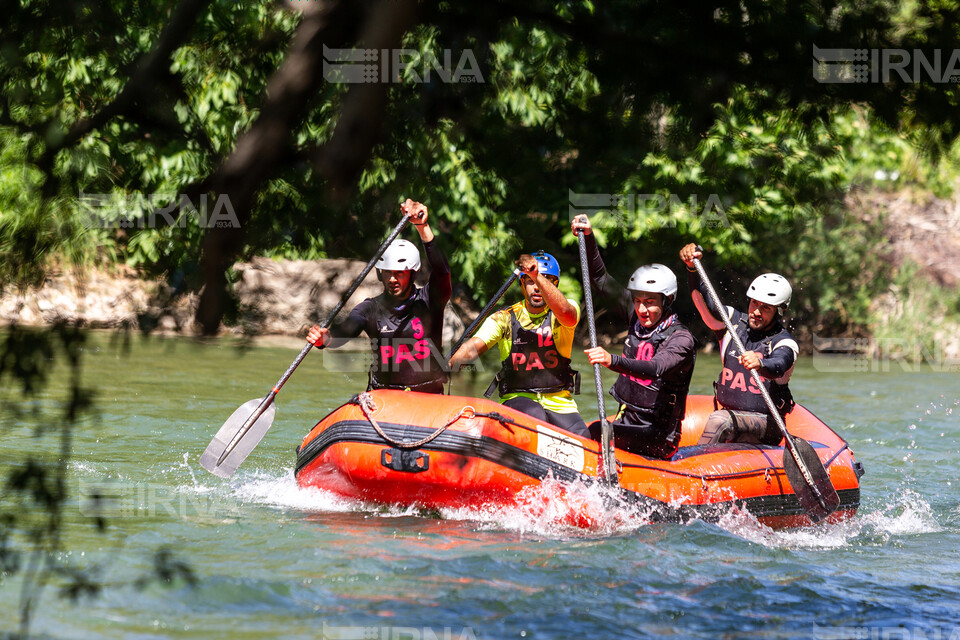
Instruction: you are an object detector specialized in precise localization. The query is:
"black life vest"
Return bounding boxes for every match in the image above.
[487,309,579,398]
[610,313,694,436]
[368,294,448,391]
[714,311,796,415]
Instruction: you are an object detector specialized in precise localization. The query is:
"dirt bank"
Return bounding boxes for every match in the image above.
[849,188,960,288]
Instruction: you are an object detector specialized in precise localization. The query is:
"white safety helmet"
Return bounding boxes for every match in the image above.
[376,239,421,272]
[627,263,678,305]
[747,273,792,310]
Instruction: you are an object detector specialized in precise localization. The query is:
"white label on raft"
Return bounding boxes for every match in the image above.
[536,424,585,472]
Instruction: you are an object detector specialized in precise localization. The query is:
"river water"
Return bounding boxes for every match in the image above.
[2,332,959,639]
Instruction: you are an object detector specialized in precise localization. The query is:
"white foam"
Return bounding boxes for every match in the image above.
[860,489,941,535]
[69,460,104,475]
[179,463,944,546]
[712,488,941,548]
[226,468,357,513]
[170,459,361,515]
[714,507,857,549]
[440,476,656,538]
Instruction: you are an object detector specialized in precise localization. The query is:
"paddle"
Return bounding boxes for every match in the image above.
[444,268,520,363]
[200,216,412,478]
[691,254,840,522]
[576,231,618,483]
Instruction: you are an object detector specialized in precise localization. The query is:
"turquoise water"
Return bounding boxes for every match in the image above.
[2,333,959,639]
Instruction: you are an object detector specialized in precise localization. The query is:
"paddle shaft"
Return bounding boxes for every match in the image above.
[444,269,521,362]
[215,216,412,467]
[577,232,617,482]
[691,257,830,509]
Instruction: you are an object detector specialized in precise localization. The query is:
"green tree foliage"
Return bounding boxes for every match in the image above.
[1,0,958,333]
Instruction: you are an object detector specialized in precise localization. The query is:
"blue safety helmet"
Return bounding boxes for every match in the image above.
[533,251,561,279]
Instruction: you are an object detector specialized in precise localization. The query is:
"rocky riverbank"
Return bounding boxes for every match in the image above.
[851,188,960,289]
[0,256,469,345]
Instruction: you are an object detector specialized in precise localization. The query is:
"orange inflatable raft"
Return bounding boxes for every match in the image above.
[295,390,863,529]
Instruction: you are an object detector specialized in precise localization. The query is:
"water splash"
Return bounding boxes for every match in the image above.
[440,476,657,538]
[69,460,107,475]
[228,468,357,513]
[178,465,943,548]
[713,507,856,549]
[861,489,941,535]
[197,468,659,538]
[180,452,201,488]
[711,488,941,549]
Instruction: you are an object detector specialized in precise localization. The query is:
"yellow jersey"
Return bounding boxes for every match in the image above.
[474,299,581,414]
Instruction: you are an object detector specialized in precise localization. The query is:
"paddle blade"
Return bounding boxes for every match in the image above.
[200,398,277,478]
[782,438,841,523]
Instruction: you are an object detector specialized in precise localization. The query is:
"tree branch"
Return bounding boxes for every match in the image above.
[195,0,369,334]
[313,0,419,195]
[41,0,213,159]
